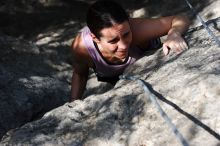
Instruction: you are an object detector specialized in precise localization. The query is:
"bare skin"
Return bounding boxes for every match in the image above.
[70,15,190,102]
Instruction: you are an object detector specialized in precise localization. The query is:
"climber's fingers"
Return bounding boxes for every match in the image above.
[163,33,188,55]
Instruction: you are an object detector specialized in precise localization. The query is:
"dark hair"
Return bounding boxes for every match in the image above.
[86,0,129,38]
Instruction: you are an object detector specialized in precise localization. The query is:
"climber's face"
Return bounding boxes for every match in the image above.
[92,21,132,63]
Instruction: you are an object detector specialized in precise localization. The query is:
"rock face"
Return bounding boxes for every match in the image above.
[0,35,71,138]
[1,17,220,146]
[0,34,115,140]
[1,0,220,145]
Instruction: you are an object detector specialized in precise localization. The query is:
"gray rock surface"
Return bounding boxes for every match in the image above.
[1,0,220,145]
[0,36,71,138]
[0,30,115,140]
[1,17,220,146]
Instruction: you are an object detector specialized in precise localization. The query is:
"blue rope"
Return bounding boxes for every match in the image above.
[119,75,189,146]
[184,0,220,47]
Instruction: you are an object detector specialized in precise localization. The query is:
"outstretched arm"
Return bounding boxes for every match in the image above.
[130,15,190,55]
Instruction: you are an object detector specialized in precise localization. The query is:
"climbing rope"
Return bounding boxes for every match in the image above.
[118,1,220,145]
[119,75,189,146]
[184,0,220,47]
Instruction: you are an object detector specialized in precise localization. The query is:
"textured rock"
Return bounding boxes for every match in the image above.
[1,0,220,145]
[0,35,71,139]
[0,34,115,140]
[1,17,220,146]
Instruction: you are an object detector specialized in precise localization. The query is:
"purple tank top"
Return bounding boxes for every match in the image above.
[81,26,159,77]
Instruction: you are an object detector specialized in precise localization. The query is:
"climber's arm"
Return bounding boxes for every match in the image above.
[70,63,89,102]
[70,34,90,102]
[162,15,190,55]
[130,15,190,55]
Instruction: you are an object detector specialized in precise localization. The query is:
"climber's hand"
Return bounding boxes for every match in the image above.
[162,31,188,55]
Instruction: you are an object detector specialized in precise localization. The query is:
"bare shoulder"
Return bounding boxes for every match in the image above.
[71,33,93,71]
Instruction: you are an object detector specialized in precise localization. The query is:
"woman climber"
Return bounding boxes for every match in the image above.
[70,0,190,102]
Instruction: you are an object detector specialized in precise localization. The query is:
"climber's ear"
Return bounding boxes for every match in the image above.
[90,33,100,43]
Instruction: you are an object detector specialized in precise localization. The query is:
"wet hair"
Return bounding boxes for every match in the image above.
[86,0,129,39]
